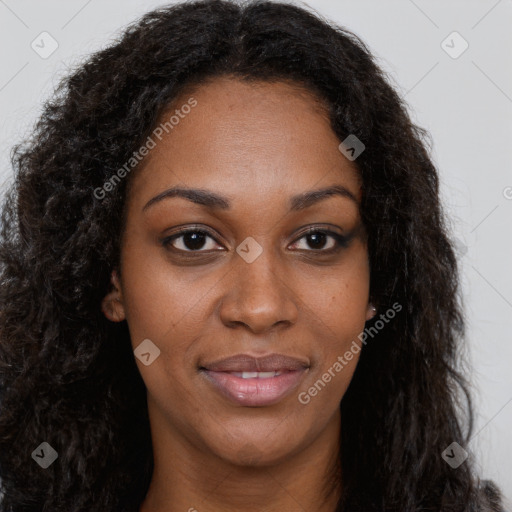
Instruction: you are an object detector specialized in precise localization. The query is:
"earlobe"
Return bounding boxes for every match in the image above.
[101,270,126,322]
[366,302,377,321]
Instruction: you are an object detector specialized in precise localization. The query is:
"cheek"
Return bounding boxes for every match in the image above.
[301,256,369,387]
[119,243,214,348]
[120,252,199,414]
[298,321,363,413]
[304,251,370,338]
[118,242,220,402]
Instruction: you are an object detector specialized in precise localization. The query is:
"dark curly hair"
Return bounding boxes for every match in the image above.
[0,0,507,510]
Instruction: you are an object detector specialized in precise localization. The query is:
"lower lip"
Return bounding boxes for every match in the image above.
[201,369,308,406]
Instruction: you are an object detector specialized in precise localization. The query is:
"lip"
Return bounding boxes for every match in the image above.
[201,368,309,406]
[201,353,310,373]
[199,353,310,407]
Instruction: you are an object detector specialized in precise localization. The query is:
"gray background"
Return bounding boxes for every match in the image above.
[0,0,511,505]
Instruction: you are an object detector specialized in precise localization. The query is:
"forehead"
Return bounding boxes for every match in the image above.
[126,77,362,211]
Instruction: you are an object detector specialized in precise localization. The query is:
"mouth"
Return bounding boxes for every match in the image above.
[200,368,309,406]
[199,353,310,407]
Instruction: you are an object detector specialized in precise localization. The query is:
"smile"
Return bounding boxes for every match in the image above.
[200,368,308,407]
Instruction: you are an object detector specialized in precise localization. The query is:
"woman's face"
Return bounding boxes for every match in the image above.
[103,76,374,466]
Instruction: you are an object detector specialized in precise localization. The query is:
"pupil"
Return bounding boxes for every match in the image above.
[308,233,326,249]
[184,232,206,250]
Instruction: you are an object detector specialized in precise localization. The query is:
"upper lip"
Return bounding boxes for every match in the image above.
[200,353,310,372]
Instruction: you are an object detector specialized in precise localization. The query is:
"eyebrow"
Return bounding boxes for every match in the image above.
[142,184,358,212]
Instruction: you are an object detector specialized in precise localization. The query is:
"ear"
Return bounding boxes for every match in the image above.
[365,302,377,322]
[101,269,126,322]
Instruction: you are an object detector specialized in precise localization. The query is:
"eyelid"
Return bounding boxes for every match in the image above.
[293,225,344,238]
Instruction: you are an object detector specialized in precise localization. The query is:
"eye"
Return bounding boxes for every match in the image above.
[289,228,350,253]
[161,226,351,255]
[162,228,222,252]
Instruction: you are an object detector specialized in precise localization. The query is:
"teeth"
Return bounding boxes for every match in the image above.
[231,371,282,379]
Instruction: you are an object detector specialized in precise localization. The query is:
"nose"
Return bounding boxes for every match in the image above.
[219,245,299,334]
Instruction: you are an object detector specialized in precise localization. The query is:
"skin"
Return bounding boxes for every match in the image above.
[102,76,376,512]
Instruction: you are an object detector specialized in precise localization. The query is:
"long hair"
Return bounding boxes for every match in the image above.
[0,1,505,510]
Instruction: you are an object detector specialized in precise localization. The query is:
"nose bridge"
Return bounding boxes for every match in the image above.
[238,239,280,293]
[220,237,298,331]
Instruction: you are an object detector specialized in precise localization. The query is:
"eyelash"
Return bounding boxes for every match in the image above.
[161,226,351,256]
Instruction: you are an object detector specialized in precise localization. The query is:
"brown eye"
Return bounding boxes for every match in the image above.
[293,232,334,251]
[162,229,222,252]
[289,229,350,253]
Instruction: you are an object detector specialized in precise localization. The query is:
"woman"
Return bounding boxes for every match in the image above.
[0,1,506,511]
